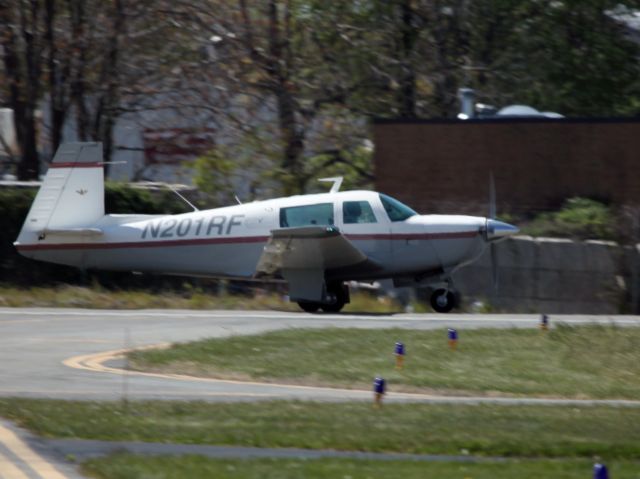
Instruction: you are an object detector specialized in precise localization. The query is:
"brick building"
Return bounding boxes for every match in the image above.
[373,117,640,216]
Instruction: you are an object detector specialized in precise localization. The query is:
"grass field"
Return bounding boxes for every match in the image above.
[128,324,640,399]
[2,315,637,477]
[0,284,404,312]
[81,455,640,479]
[1,399,639,459]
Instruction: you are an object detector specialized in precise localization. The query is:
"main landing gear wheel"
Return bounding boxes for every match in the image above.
[320,300,345,313]
[297,301,321,313]
[297,283,350,313]
[320,282,349,313]
[430,288,456,313]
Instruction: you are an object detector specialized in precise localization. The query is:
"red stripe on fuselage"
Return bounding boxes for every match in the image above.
[15,235,271,252]
[15,231,479,252]
[16,231,478,251]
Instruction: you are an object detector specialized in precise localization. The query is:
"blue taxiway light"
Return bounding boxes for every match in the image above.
[394,342,405,369]
[448,328,458,350]
[593,463,609,479]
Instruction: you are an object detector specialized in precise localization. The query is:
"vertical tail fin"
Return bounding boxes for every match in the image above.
[16,142,105,243]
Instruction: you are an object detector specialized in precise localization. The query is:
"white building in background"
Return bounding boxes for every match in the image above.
[0,108,18,179]
[608,6,640,45]
[456,88,564,120]
[36,86,368,202]
[38,97,216,185]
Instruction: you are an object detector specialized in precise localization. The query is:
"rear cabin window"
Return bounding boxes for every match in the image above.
[343,201,377,224]
[279,203,334,227]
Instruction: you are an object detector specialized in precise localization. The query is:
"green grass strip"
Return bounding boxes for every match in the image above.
[1,399,639,459]
[81,455,640,479]
[0,285,402,312]
[129,324,640,399]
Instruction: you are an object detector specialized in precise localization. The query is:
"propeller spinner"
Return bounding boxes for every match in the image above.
[484,174,519,288]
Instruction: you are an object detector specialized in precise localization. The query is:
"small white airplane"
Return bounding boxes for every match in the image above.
[14,142,518,313]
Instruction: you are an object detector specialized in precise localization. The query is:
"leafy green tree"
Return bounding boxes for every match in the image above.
[7,0,639,188]
[192,150,238,207]
[167,1,381,195]
[305,145,374,193]
[461,0,640,115]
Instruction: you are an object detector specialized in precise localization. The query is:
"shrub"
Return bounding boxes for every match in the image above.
[523,197,615,240]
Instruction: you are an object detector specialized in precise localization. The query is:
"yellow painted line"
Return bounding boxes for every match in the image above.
[63,345,427,399]
[57,345,640,405]
[64,346,371,393]
[0,423,68,479]
[0,450,30,479]
[62,347,640,406]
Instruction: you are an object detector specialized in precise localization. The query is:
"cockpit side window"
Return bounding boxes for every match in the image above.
[343,201,377,224]
[379,193,418,222]
[279,203,334,227]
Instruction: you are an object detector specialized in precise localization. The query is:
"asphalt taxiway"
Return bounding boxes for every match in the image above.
[1,308,639,479]
[1,308,639,404]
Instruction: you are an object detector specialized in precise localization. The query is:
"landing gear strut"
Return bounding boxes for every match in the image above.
[430,288,457,313]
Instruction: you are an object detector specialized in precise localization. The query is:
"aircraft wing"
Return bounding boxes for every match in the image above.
[255,226,371,302]
[256,226,367,275]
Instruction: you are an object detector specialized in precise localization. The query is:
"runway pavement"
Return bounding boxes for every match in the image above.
[1,307,640,403]
[1,308,639,478]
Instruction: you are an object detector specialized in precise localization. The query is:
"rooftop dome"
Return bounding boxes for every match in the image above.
[497,105,564,118]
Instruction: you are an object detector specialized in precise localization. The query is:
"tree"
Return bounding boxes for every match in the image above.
[1,0,44,179]
[455,0,640,116]
[0,0,192,178]
[153,0,379,195]
[4,0,639,184]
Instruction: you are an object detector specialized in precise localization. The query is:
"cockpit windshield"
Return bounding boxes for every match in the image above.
[379,193,418,222]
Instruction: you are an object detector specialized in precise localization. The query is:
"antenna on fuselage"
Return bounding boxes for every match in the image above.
[166,184,199,212]
[318,176,343,193]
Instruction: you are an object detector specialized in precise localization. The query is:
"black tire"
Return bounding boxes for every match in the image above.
[320,299,346,313]
[430,289,455,313]
[320,282,349,313]
[298,301,321,313]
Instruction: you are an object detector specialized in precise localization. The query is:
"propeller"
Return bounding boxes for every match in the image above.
[489,173,496,220]
[489,173,498,290]
[490,243,499,290]
[483,173,519,289]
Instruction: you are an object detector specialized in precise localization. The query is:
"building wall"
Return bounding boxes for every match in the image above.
[373,118,640,216]
[450,237,638,314]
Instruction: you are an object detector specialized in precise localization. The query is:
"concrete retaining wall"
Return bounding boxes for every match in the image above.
[451,237,639,314]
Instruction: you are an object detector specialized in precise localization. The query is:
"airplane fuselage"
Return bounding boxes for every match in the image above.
[17,190,486,282]
[14,142,519,312]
